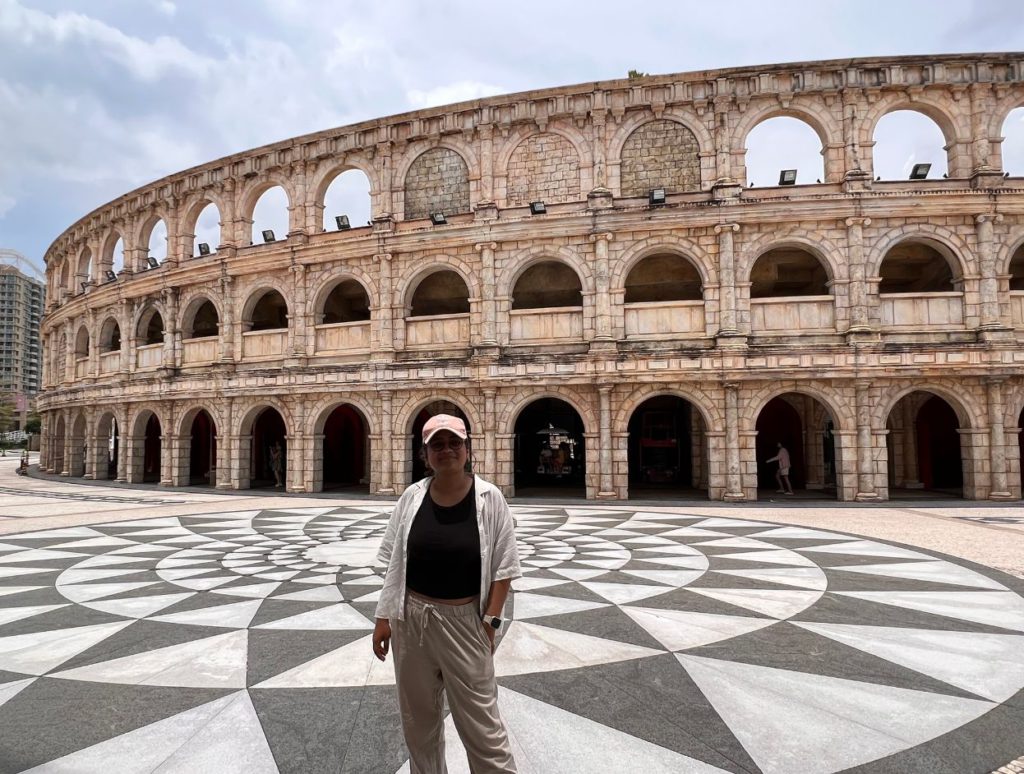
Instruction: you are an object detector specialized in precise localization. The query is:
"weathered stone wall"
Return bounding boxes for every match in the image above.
[403,148,470,219]
[620,120,701,196]
[506,133,580,206]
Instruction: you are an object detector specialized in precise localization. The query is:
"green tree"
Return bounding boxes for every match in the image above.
[627,69,648,80]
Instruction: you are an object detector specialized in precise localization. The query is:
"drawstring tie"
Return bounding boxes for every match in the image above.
[418,602,444,646]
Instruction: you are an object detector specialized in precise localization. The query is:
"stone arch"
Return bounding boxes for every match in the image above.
[312,274,373,324]
[134,211,171,263]
[93,408,123,481]
[613,236,716,291]
[180,192,227,256]
[617,119,703,197]
[744,383,855,433]
[866,224,973,281]
[1004,380,1024,429]
[98,316,122,353]
[236,174,299,229]
[997,228,1024,281]
[607,109,714,186]
[498,128,588,206]
[236,398,294,439]
[733,103,838,157]
[309,395,378,438]
[402,146,472,220]
[394,138,481,196]
[59,258,72,294]
[500,244,594,300]
[407,269,471,317]
[614,384,721,434]
[100,228,127,273]
[313,398,373,492]
[240,284,291,331]
[862,96,970,177]
[68,410,89,477]
[134,303,166,344]
[180,296,221,339]
[397,393,483,439]
[51,413,66,473]
[309,156,379,222]
[176,402,225,439]
[75,247,92,286]
[988,95,1024,172]
[738,231,844,290]
[874,383,980,431]
[178,287,224,335]
[394,255,479,310]
[74,324,90,357]
[128,405,165,484]
[500,386,597,437]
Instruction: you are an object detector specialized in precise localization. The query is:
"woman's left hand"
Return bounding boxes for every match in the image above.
[482,622,495,653]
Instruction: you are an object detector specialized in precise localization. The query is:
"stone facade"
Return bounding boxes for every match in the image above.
[37,53,1024,501]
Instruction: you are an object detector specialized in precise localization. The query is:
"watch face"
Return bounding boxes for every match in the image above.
[488,617,502,629]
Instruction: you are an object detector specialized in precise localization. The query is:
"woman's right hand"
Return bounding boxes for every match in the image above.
[372,618,392,661]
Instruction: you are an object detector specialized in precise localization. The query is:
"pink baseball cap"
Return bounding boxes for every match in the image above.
[422,414,469,444]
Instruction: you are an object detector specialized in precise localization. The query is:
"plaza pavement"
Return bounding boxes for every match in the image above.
[0,454,1022,773]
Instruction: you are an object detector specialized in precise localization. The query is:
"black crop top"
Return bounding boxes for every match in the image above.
[406,483,481,599]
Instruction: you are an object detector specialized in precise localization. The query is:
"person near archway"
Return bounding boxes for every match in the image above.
[269,442,284,488]
[766,442,794,495]
[372,414,520,772]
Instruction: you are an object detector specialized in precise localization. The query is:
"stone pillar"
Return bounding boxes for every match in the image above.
[475,242,498,349]
[63,327,74,384]
[168,433,189,487]
[900,398,922,488]
[483,388,497,481]
[478,125,494,204]
[803,396,823,490]
[216,398,233,489]
[845,217,872,332]
[374,252,395,358]
[219,275,235,363]
[713,96,734,185]
[87,311,100,378]
[596,384,616,498]
[290,263,308,359]
[589,233,615,350]
[61,412,73,476]
[714,223,742,341]
[115,411,129,482]
[854,380,880,500]
[124,299,137,375]
[976,214,1007,333]
[723,383,745,500]
[969,82,996,174]
[162,287,178,370]
[84,431,99,480]
[986,378,1013,499]
[377,390,395,494]
[592,113,608,189]
[160,404,175,486]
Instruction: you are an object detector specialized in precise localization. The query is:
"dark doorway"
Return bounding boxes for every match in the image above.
[189,410,217,486]
[411,401,470,482]
[755,397,804,491]
[916,396,963,493]
[251,408,286,488]
[514,398,586,496]
[628,396,701,497]
[143,414,161,483]
[1019,407,1024,495]
[323,405,368,490]
[103,417,119,480]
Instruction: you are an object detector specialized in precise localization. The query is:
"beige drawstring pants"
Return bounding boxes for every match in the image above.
[392,592,517,774]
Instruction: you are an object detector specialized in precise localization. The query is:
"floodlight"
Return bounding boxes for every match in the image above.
[79,282,89,294]
[909,163,931,180]
[778,169,798,186]
[262,230,276,243]
[649,188,667,206]
[429,213,447,226]
[529,201,547,215]
[104,270,117,282]
[147,257,159,269]
[197,243,211,256]
[335,215,351,230]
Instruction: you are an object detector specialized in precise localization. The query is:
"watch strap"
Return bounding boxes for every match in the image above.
[482,614,502,629]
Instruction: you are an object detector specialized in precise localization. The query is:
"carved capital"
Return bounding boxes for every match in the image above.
[474,242,498,253]
[975,213,1005,226]
[588,232,614,244]
[714,223,741,235]
[845,217,871,228]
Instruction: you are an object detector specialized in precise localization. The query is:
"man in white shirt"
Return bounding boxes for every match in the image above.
[766,442,794,495]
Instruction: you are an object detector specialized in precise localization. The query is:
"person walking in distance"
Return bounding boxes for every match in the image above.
[766,441,794,495]
[372,414,520,773]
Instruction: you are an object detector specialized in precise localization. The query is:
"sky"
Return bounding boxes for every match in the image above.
[1,0,1023,271]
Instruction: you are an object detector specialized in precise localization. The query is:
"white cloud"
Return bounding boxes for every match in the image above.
[156,0,176,16]
[407,81,508,110]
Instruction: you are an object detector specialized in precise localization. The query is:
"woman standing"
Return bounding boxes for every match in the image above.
[373,414,520,773]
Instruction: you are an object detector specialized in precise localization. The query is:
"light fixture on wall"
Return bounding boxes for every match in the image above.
[262,229,276,243]
[147,257,160,269]
[529,201,547,215]
[197,243,211,256]
[909,163,931,180]
[648,188,667,206]
[429,212,447,226]
[778,169,798,186]
[104,270,118,282]
[335,215,351,230]
[79,282,89,294]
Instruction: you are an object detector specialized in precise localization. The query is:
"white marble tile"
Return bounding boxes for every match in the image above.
[493,621,660,676]
[0,620,134,674]
[622,607,774,651]
[0,603,69,627]
[580,581,671,604]
[832,561,1007,591]
[151,599,263,628]
[837,590,1024,633]
[255,602,372,630]
[689,588,821,619]
[713,566,828,591]
[89,591,196,618]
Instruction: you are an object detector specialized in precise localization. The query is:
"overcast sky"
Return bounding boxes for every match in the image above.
[1,0,1023,270]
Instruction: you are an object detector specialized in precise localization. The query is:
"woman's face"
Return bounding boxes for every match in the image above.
[425,430,468,474]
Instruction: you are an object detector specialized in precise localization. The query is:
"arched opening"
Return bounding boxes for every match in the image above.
[76,248,92,289]
[404,148,470,220]
[322,169,372,231]
[513,398,586,497]
[69,413,87,477]
[193,202,221,257]
[409,270,470,316]
[886,392,963,498]
[96,413,119,480]
[628,396,707,498]
[872,110,949,180]
[147,220,167,264]
[110,236,125,274]
[74,326,90,358]
[511,262,582,309]
[251,186,290,245]
[1002,107,1024,178]
[879,241,957,293]
[186,300,219,339]
[750,248,830,298]
[99,319,121,353]
[321,404,369,491]
[250,407,287,489]
[321,280,370,324]
[142,413,161,484]
[620,120,701,196]
[745,116,824,187]
[189,410,217,486]
[59,261,71,295]
[138,308,164,345]
[624,254,702,302]
[248,290,288,331]
[1009,244,1024,330]
[410,401,471,483]
[1019,405,1024,496]
[755,395,838,499]
[52,415,66,473]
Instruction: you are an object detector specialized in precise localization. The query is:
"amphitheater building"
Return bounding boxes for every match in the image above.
[37,53,1024,502]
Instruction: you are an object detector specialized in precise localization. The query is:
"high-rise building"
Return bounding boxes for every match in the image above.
[0,249,45,430]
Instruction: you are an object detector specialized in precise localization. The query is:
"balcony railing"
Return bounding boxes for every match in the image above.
[182,336,218,365]
[314,321,371,353]
[241,329,287,360]
[405,314,470,348]
[99,350,120,374]
[624,300,705,338]
[880,292,964,328]
[1010,291,1024,330]
[750,295,835,333]
[135,342,163,370]
[509,307,584,342]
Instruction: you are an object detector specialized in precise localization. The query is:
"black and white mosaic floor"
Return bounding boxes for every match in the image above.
[0,504,1022,773]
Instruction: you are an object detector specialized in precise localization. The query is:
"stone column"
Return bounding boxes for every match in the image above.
[723,383,744,500]
[290,263,307,359]
[168,433,189,487]
[160,403,175,486]
[374,252,395,358]
[478,125,494,204]
[592,113,608,190]
[589,232,615,350]
[900,398,921,488]
[84,430,99,480]
[596,384,616,498]
[377,390,395,494]
[61,412,73,476]
[854,380,880,500]
[986,377,1012,499]
[714,223,742,340]
[975,214,1006,332]
[713,96,734,185]
[219,274,235,363]
[475,242,498,348]
[124,299,137,375]
[162,287,178,370]
[216,398,234,489]
[115,410,129,482]
[483,388,497,482]
[163,196,181,267]
[845,217,872,332]
[803,396,823,490]
[87,310,99,378]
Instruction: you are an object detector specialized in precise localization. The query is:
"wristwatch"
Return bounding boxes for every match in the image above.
[482,614,502,630]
